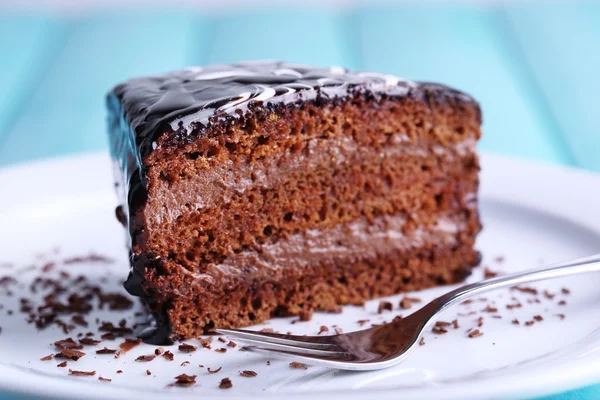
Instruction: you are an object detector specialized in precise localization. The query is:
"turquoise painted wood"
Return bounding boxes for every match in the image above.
[503,2,600,172]
[206,9,358,68]
[0,15,69,148]
[355,4,573,166]
[0,12,209,165]
[0,4,599,399]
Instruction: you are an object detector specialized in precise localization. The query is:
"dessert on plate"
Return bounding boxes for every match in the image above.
[106,61,482,343]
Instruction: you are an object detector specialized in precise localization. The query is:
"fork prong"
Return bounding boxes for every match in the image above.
[231,339,347,357]
[216,328,339,350]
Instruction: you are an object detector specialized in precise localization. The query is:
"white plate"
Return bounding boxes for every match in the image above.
[0,152,599,400]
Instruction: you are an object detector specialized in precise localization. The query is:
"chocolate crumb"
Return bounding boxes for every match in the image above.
[57,361,67,368]
[135,354,156,362]
[68,369,95,376]
[452,320,459,329]
[506,303,522,310]
[525,321,535,326]
[435,321,452,328]
[378,301,393,314]
[54,338,83,350]
[146,370,152,376]
[40,354,54,361]
[477,316,484,327]
[240,370,258,377]
[218,337,227,343]
[101,333,117,341]
[419,337,425,346]
[219,377,233,389]
[79,338,101,346]
[533,315,543,322]
[482,305,498,313]
[558,300,567,306]
[154,347,164,355]
[290,362,308,370]
[543,290,555,300]
[561,288,570,295]
[208,367,222,374]
[162,350,174,361]
[460,299,473,305]
[432,326,448,335]
[98,377,111,382]
[174,373,196,386]
[181,361,190,367]
[356,319,369,327]
[483,267,499,279]
[116,370,123,374]
[317,325,329,335]
[58,348,85,361]
[512,319,520,325]
[119,338,141,353]
[227,341,237,348]
[96,347,117,354]
[554,314,566,320]
[266,361,271,366]
[178,343,197,353]
[215,348,227,353]
[468,329,484,338]
[512,286,538,295]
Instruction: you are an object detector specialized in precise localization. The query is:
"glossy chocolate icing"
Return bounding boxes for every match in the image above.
[106,61,479,343]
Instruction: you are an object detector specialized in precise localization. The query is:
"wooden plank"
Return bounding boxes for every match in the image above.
[0,15,68,148]
[355,5,573,165]
[503,2,600,171]
[206,9,357,68]
[0,12,210,166]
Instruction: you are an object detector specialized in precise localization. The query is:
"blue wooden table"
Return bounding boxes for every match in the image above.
[1,2,599,399]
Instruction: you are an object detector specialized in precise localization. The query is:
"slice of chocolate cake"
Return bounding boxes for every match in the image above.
[107,61,482,343]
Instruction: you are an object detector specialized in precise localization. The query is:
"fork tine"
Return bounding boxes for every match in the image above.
[215,328,339,350]
[232,339,347,357]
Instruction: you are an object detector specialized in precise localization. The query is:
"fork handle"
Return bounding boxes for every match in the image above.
[428,253,600,315]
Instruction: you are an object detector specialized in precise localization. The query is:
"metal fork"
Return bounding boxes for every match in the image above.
[217,254,600,371]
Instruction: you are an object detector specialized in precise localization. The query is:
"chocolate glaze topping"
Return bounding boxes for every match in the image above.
[106,61,479,344]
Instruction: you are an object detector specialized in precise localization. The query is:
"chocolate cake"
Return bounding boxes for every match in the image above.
[106,61,482,343]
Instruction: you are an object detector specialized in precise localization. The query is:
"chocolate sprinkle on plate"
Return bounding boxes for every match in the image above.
[525,321,535,326]
[146,370,152,376]
[219,377,233,389]
[58,348,85,361]
[215,348,227,353]
[96,347,117,354]
[178,343,197,353]
[135,354,156,362]
[40,354,54,361]
[533,315,543,322]
[79,337,101,346]
[98,376,111,382]
[208,367,222,374]
[181,361,190,367]
[68,369,96,376]
[162,350,174,361]
[240,370,258,378]
[512,319,520,325]
[174,373,197,386]
[555,314,566,320]
[290,362,308,370]
[432,326,448,335]
[419,337,425,346]
[154,347,164,355]
[468,329,484,338]
[217,337,227,343]
[57,361,67,368]
[378,301,393,314]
